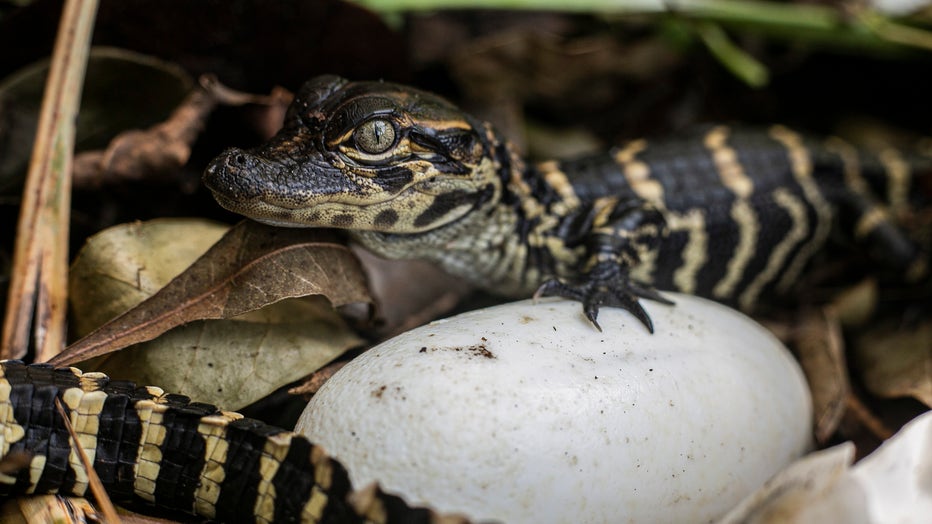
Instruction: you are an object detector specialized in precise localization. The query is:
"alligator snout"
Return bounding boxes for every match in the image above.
[203,147,270,201]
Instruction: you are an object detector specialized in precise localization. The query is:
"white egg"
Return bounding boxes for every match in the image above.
[295,295,812,523]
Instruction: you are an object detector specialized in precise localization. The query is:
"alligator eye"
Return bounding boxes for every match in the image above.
[354,118,396,154]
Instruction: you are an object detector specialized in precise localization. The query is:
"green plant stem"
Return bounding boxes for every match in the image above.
[352,0,932,53]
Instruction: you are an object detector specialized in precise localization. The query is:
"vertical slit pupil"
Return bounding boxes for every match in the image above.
[357,119,394,153]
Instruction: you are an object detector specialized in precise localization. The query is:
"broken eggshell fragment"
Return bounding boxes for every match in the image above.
[295,295,812,523]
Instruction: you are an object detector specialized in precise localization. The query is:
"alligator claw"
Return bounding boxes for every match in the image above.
[534,277,673,333]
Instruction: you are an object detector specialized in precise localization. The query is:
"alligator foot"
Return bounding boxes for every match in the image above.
[534,276,672,333]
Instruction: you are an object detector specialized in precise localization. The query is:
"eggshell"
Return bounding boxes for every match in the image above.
[295,295,812,523]
[720,409,932,524]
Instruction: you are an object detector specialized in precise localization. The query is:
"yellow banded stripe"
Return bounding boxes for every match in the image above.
[0,361,440,521]
[254,432,294,523]
[194,412,243,518]
[854,207,890,240]
[705,126,753,198]
[302,485,331,523]
[537,160,581,209]
[704,126,760,299]
[824,137,869,195]
[769,126,833,294]
[302,445,340,522]
[629,247,658,285]
[824,137,896,241]
[668,209,708,294]
[501,140,550,221]
[613,139,666,204]
[61,387,107,496]
[738,189,809,310]
[310,445,334,490]
[133,397,168,502]
[347,484,389,524]
[0,372,27,487]
[26,455,46,493]
[713,200,760,299]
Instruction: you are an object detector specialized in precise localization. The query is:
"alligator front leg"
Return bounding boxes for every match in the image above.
[536,198,673,332]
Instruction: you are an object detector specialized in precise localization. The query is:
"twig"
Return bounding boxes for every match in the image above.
[54,397,122,524]
[1,0,99,361]
[845,393,895,441]
[289,360,349,396]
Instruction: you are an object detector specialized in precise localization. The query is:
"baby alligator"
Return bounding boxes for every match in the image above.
[204,75,930,331]
[0,360,453,523]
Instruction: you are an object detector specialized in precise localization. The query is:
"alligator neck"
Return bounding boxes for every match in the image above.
[352,125,586,296]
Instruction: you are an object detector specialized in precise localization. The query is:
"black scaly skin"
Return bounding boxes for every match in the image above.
[0,361,455,524]
[203,75,931,331]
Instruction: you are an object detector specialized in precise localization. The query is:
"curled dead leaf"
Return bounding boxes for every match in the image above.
[95,298,360,409]
[56,219,370,385]
[68,218,228,336]
[64,218,365,408]
[854,319,932,407]
[792,307,850,444]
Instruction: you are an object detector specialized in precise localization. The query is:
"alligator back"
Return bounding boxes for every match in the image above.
[0,361,440,523]
[532,125,931,309]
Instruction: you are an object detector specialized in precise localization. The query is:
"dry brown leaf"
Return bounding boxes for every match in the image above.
[792,306,850,444]
[66,218,362,408]
[95,297,361,409]
[67,218,229,337]
[50,219,371,366]
[854,319,932,407]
